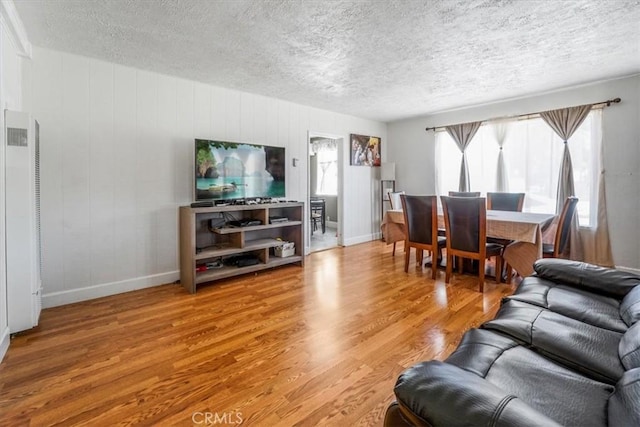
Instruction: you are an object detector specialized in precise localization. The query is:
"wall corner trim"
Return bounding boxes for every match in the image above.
[0,0,32,58]
[0,326,10,364]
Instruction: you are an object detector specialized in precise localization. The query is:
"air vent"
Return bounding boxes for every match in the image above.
[7,127,28,147]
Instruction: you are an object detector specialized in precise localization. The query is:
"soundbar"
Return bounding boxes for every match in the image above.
[190,201,214,208]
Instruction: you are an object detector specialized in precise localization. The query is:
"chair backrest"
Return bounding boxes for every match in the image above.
[448,191,481,198]
[441,196,486,254]
[487,192,525,212]
[400,195,437,246]
[554,197,579,257]
[388,191,405,210]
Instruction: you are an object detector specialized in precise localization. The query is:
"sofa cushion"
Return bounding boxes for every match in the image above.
[620,322,640,370]
[534,259,640,298]
[508,276,626,332]
[608,368,640,427]
[444,329,614,426]
[483,300,624,383]
[621,286,640,327]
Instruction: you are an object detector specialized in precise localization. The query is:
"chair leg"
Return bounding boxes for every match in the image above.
[495,256,503,284]
[404,246,410,273]
[392,242,396,256]
[417,250,424,266]
[458,257,463,274]
[506,263,513,284]
[445,253,452,283]
[431,250,437,280]
[478,258,485,292]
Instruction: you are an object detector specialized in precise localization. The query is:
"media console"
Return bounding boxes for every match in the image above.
[179,202,304,293]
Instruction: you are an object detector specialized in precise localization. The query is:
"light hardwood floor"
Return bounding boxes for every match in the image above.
[0,241,516,426]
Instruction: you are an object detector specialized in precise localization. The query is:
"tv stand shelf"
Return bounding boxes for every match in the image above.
[179,202,304,293]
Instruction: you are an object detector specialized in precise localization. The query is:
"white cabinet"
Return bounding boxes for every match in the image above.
[5,110,42,332]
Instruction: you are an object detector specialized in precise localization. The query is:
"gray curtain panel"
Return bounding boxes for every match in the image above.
[540,104,594,263]
[539,105,592,214]
[445,121,482,192]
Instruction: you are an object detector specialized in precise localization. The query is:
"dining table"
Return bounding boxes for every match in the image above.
[381,209,556,278]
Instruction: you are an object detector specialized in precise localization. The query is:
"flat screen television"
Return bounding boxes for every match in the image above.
[194,139,285,201]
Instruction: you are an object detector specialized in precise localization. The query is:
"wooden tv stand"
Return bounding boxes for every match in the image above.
[179,202,304,293]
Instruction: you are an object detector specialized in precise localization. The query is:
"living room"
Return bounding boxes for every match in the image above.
[1,1,639,425]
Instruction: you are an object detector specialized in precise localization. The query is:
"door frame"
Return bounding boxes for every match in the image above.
[306,131,344,254]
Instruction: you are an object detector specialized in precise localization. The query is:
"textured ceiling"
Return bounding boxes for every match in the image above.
[12,0,640,122]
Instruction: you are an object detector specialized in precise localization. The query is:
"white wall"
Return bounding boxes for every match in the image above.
[22,47,386,307]
[388,74,640,270]
[0,7,26,360]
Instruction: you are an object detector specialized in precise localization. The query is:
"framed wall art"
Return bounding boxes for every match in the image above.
[350,134,381,166]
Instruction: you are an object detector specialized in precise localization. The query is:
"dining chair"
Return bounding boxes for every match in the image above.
[440,196,503,292]
[387,191,405,255]
[448,191,481,197]
[543,196,579,258]
[486,192,525,281]
[487,192,525,212]
[400,195,446,280]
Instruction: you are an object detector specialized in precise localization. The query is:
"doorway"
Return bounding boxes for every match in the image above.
[308,133,343,253]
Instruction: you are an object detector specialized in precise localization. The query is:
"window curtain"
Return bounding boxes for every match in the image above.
[580,111,614,267]
[445,121,482,192]
[540,104,605,263]
[492,120,511,192]
[539,105,592,214]
[311,139,338,195]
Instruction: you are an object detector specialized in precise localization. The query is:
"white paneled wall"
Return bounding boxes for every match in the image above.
[23,47,387,307]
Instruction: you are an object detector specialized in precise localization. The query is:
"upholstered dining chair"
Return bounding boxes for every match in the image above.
[486,192,525,281]
[440,196,503,292]
[487,192,525,212]
[387,191,405,255]
[400,195,446,280]
[448,191,481,197]
[543,196,579,258]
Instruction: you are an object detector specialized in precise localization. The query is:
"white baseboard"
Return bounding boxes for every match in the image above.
[0,326,10,363]
[615,266,640,275]
[42,271,180,308]
[343,232,380,246]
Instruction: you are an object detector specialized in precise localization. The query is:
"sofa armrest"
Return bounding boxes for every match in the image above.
[534,259,640,298]
[394,361,561,427]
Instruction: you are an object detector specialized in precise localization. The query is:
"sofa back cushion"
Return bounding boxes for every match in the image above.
[620,322,640,370]
[621,286,640,327]
[534,259,640,298]
[608,368,640,427]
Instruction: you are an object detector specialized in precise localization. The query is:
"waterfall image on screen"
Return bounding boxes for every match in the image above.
[195,139,285,201]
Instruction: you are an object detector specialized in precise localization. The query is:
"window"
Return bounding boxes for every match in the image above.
[312,139,338,196]
[435,110,601,226]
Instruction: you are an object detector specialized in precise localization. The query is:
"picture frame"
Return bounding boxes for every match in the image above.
[350,134,381,166]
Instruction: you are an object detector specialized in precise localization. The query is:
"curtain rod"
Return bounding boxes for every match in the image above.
[424,97,621,132]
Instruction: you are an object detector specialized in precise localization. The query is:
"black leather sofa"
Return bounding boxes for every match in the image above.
[384,259,640,426]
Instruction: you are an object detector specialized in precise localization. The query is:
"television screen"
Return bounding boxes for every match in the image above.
[195,139,285,201]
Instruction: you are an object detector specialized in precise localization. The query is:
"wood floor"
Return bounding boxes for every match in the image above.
[0,241,516,426]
